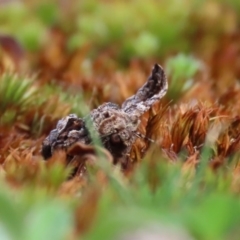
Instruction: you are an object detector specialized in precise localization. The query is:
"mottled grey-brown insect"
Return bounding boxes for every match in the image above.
[42,64,168,168]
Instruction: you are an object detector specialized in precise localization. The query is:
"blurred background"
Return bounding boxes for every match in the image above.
[1,1,240,240]
[1,0,240,86]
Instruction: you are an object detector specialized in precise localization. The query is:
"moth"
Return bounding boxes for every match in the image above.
[42,64,168,167]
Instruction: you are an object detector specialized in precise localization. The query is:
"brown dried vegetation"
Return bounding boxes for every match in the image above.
[2,28,240,188]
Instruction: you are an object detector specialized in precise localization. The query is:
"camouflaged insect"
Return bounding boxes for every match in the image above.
[42,64,168,167]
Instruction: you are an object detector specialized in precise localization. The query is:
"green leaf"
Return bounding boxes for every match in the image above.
[24,202,73,240]
[0,73,37,116]
[0,191,24,240]
[166,54,201,100]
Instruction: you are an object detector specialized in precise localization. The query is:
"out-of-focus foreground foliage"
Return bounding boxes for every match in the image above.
[1,0,240,239]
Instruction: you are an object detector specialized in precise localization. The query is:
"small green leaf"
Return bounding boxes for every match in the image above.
[24,202,73,240]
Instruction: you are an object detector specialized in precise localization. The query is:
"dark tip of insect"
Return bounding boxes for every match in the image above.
[152,64,162,73]
[41,145,52,160]
[153,63,162,72]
